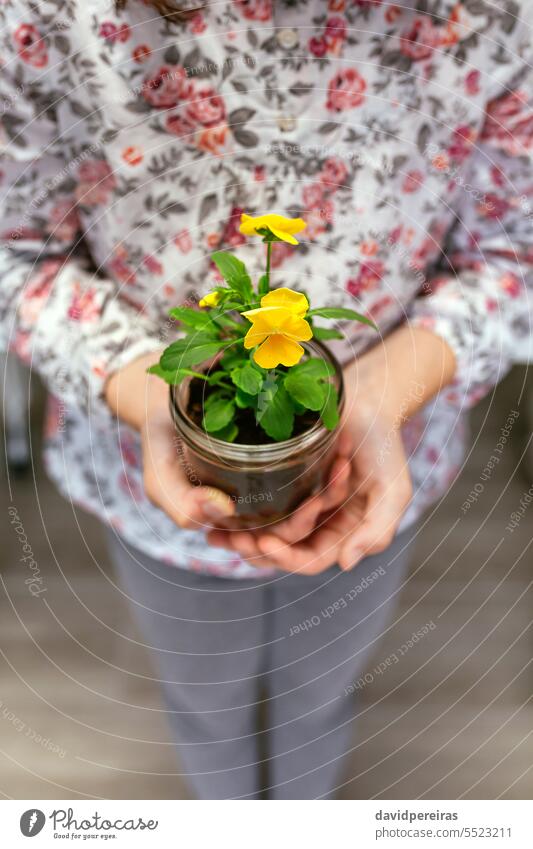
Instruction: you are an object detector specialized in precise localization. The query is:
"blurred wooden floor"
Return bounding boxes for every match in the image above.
[1,370,532,800]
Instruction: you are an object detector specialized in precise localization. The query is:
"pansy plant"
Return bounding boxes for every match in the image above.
[149,213,377,443]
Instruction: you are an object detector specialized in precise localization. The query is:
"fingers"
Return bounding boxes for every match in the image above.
[267,456,351,543]
[207,529,279,570]
[338,475,413,571]
[141,423,235,530]
[254,517,342,575]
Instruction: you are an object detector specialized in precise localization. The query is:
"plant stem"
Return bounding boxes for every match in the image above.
[265,240,272,290]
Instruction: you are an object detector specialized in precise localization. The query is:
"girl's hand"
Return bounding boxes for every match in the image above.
[105,351,235,529]
[208,325,456,573]
[207,404,412,573]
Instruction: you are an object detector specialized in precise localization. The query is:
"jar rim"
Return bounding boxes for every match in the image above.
[169,340,344,462]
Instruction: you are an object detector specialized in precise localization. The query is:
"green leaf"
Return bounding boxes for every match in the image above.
[308,307,378,330]
[258,273,269,296]
[320,385,340,430]
[147,363,208,385]
[211,252,253,302]
[289,357,335,380]
[160,337,225,371]
[257,384,295,442]
[220,347,247,371]
[211,421,239,443]
[206,370,230,386]
[230,362,263,395]
[169,307,218,334]
[284,373,327,411]
[203,398,235,433]
[204,388,231,409]
[312,325,344,341]
[291,399,308,415]
[235,388,257,409]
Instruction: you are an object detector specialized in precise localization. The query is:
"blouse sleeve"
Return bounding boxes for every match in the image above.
[0,14,161,423]
[410,52,533,409]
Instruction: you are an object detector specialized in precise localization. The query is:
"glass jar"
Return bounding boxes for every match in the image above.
[169,340,344,528]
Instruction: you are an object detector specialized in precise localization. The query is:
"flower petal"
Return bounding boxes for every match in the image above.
[269,227,299,245]
[241,306,286,330]
[239,212,307,241]
[260,287,309,316]
[253,335,305,368]
[243,325,269,349]
[278,314,313,341]
[239,213,258,236]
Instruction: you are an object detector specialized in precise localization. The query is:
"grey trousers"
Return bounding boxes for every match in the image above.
[107,530,414,800]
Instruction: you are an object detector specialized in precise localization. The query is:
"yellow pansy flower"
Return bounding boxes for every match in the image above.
[239,213,307,245]
[198,291,221,308]
[241,287,312,368]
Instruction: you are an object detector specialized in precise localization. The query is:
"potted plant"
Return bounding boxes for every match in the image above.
[149,213,377,527]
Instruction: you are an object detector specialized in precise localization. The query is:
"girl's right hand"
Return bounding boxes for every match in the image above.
[105,351,236,529]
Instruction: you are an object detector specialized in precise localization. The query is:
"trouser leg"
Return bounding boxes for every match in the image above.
[265,532,414,799]
[107,535,267,799]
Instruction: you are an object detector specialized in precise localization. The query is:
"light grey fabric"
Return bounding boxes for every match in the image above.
[107,530,415,799]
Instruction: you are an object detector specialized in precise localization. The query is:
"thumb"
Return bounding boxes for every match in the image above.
[338,486,400,571]
[193,486,236,523]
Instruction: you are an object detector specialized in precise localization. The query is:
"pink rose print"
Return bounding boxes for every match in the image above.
[482,90,533,156]
[465,69,480,96]
[46,200,80,242]
[10,330,32,364]
[75,159,116,206]
[305,206,332,240]
[233,0,272,21]
[399,16,440,61]
[174,229,193,254]
[310,16,347,58]
[68,283,100,322]
[308,37,328,58]
[189,13,207,34]
[402,170,424,193]
[500,272,521,298]
[447,125,476,163]
[477,193,509,219]
[489,165,506,188]
[327,68,366,111]
[166,113,197,140]
[99,22,131,43]
[142,65,192,109]
[347,260,384,297]
[324,16,347,55]
[221,208,246,248]
[368,295,393,320]
[143,255,164,275]
[302,183,326,210]
[271,241,294,269]
[109,247,137,284]
[186,89,226,127]
[133,44,151,63]
[319,157,348,190]
[19,260,61,327]
[197,125,228,155]
[14,24,48,68]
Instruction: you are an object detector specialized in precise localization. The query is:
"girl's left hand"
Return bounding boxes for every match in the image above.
[207,325,456,574]
[207,401,413,574]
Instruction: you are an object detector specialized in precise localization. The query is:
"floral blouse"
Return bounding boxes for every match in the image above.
[1,0,532,578]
